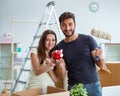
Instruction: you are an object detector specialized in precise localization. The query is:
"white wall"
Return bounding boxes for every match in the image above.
[0,0,120,43]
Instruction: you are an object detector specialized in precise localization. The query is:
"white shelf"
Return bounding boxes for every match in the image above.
[101,43,120,62]
[0,43,17,91]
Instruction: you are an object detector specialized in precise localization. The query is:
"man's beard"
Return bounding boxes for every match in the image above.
[63,30,75,37]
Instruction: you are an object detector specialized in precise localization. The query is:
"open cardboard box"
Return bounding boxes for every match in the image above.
[11,86,69,96]
[98,63,120,87]
[0,93,11,96]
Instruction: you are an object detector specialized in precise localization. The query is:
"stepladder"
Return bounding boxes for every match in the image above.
[11,1,63,92]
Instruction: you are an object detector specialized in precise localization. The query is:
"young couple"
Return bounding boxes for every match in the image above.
[27,12,110,96]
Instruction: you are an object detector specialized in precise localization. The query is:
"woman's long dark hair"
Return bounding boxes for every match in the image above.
[37,30,57,64]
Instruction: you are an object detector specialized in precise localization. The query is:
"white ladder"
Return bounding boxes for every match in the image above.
[11,1,63,92]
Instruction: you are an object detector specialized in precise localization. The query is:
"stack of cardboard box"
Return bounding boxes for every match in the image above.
[0,86,69,96]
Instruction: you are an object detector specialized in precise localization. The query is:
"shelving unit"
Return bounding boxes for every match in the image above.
[0,43,17,92]
[101,43,120,63]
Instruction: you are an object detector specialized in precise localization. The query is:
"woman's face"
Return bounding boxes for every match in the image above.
[45,34,56,51]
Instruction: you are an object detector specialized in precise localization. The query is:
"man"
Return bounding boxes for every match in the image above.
[55,12,109,96]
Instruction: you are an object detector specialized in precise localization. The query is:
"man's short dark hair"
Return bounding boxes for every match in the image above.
[59,12,75,24]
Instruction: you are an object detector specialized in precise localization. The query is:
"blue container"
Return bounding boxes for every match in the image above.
[17,47,21,52]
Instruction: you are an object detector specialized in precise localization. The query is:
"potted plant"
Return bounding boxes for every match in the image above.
[70,83,88,96]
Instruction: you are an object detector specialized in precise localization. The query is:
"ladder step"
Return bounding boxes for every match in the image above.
[33,35,41,39]
[3,82,12,84]
[6,89,12,91]
[16,80,26,84]
[29,46,37,49]
[21,69,31,71]
[41,22,56,25]
[24,57,30,60]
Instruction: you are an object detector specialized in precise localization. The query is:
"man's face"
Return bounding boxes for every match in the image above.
[60,18,76,37]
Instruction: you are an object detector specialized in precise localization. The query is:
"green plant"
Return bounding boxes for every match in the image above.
[70,83,88,96]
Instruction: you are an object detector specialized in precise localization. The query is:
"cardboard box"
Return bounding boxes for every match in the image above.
[11,86,69,96]
[11,87,41,96]
[98,63,120,87]
[0,93,11,96]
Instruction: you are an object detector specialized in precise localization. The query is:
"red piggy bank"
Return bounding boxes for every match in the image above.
[52,49,63,60]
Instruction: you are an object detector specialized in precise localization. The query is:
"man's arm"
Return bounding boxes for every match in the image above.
[91,48,111,73]
[54,59,67,79]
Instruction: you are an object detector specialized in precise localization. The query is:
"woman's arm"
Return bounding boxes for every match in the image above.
[47,70,58,83]
[31,53,54,75]
[45,58,58,83]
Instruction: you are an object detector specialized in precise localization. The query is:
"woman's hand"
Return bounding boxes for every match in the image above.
[54,58,64,65]
[46,58,55,67]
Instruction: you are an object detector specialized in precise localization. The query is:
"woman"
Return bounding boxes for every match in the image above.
[27,30,66,90]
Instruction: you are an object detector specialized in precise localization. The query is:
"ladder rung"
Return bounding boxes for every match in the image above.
[24,57,30,60]
[29,46,37,49]
[33,35,41,39]
[6,89,12,91]
[21,69,31,71]
[41,22,56,25]
[3,82,12,84]
[16,80,26,84]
